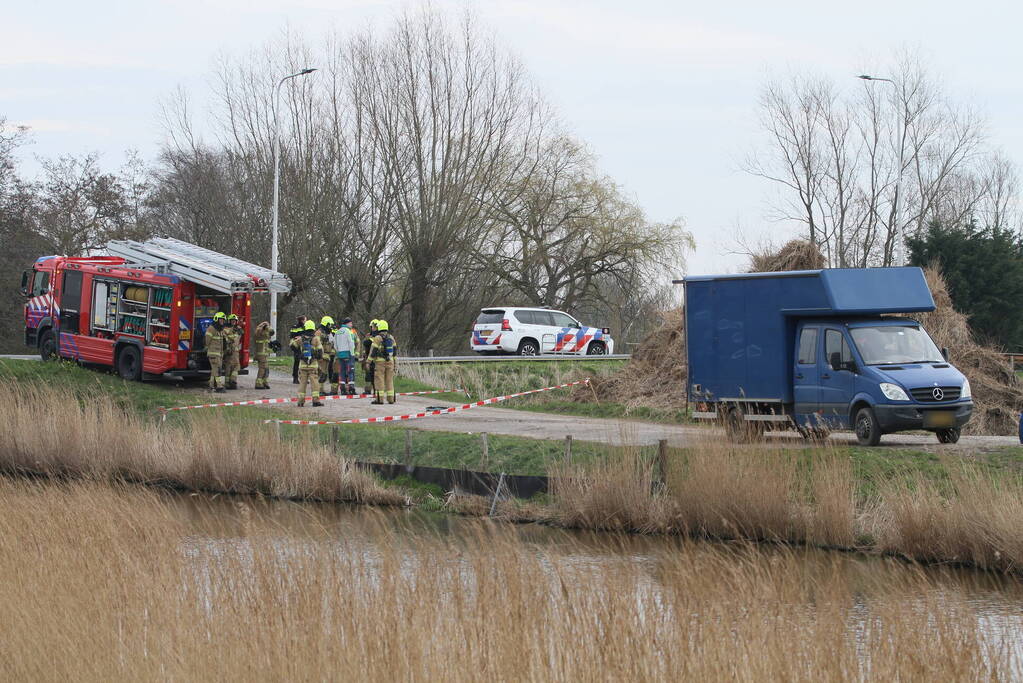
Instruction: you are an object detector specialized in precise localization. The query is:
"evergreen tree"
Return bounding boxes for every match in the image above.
[907,221,1023,351]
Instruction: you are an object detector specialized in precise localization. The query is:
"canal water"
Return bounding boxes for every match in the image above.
[165,490,1023,657]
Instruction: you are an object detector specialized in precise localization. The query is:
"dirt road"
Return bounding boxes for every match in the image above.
[171,369,1020,452]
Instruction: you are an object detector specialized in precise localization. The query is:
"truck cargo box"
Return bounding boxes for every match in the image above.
[684,268,935,404]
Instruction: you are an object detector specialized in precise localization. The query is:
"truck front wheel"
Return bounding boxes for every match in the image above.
[854,407,881,447]
[38,329,57,361]
[936,427,961,444]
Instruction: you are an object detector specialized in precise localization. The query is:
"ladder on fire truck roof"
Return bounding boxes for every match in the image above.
[104,237,292,296]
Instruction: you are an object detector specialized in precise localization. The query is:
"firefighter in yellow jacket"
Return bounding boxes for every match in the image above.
[204,312,228,393]
[223,313,242,390]
[318,316,338,395]
[369,319,398,404]
[253,321,273,390]
[291,320,324,407]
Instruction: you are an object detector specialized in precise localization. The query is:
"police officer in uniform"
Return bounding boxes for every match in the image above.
[253,321,273,390]
[370,319,398,404]
[204,312,228,393]
[291,320,324,407]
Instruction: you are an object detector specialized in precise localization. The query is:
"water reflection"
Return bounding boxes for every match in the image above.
[166,490,1023,609]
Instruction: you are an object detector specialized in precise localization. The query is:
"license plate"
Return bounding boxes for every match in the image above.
[479,330,491,337]
[923,411,955,429]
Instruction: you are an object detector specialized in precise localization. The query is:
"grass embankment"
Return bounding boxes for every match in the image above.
[395,359,690,422]
[1,477,1016,680]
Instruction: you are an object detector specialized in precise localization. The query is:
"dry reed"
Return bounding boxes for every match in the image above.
[3,382,1021,578]
[0,381,404,506]
[549,437,1023,576]
[0,477,1017,681]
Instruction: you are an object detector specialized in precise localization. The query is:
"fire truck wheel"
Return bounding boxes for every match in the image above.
[38,329,57,361]
[117,346,142,381]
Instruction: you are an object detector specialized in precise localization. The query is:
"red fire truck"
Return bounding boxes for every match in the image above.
[21,238,291,381]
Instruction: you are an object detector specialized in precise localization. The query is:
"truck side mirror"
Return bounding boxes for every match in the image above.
[19,270,30,297]
[941,347,949,361]
[829,351,842,372]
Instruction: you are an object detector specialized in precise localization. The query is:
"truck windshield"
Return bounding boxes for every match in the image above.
[849,325,943,365]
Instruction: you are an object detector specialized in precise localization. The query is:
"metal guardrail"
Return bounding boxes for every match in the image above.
[397,354,631,364]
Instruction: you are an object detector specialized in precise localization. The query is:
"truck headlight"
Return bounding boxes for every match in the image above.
[880,383,910,401]
[961,379,971,399]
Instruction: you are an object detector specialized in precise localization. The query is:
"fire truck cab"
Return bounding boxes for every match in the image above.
[21,238,291,381]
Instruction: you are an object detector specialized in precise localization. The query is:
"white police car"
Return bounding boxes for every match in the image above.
[470,307,614,356]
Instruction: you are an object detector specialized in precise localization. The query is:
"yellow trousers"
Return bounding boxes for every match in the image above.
[208,353,222,389]
[224,351,239,385]
[255,354,269,389]
[374,359,395,403]
[297,364,320,404]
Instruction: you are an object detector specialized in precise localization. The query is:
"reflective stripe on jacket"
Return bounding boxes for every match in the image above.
[253,327,271,358]
[370,332,397,360]
[205,326,227,356]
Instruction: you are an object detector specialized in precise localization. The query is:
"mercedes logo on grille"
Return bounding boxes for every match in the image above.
[932,387,944,401]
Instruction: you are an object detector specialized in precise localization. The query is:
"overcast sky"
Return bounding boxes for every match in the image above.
[2,0,1020,275]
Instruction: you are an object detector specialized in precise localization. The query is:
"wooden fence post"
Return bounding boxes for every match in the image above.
[331,425,340,454]
[564,434,573,464]
[404,429,413,466]
[481,432,489,467]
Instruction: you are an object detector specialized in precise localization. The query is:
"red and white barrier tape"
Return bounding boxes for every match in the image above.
[160,387,469,413]
[263,379,590,426]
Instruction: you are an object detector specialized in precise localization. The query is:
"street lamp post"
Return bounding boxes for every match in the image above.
[858,74,906,266]
[270,67,316,344]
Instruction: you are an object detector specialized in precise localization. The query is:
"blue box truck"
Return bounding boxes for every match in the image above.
[684,267,973,446]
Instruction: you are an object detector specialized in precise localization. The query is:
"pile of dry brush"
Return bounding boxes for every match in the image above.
[917,266,1023,434]
[591,239,1023,435]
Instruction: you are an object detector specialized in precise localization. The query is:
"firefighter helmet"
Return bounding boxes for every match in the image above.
[376,320,389,332]
[320,315,335,328]
[213,312,227,321]
[304,320,316,331]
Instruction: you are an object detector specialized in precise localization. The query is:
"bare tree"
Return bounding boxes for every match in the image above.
[150,10,693,351]
[748,52,1001,267]
[485,136,690,309]
[35,153,151,255]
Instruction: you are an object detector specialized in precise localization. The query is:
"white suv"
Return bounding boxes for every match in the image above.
[470,307,614,356]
